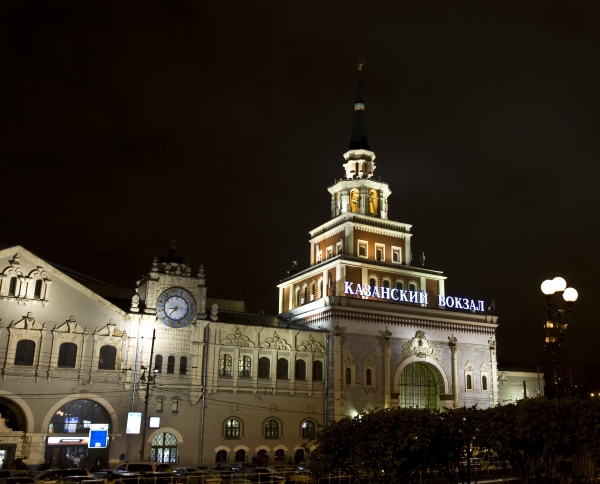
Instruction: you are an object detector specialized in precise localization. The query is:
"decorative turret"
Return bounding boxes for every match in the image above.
[329,63,390,220]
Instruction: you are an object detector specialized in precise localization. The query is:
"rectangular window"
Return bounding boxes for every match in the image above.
[375,244,385,261]
[358,240,368,258]
[392,246,402,264]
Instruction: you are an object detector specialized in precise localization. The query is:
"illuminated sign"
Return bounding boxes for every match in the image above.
[343,281,484,312]
[149,417,160,428]
[65,417,78,433]
[88,424,109,449]
[126,412,142,434]
[47,437,89,446]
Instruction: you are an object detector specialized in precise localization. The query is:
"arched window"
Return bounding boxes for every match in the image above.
[155,355,163,373]
[396,280,404,290]
[235,449,246,462]
[409,282,417,292]
[312,361,323,381]
[383,279,390,289]
[34,279,43,298]
[265,419,280,439]
[393,251,399,262]
[301,420,316,439]
[156,397,164,412]
[350,189,360,212]
[276,359,288,379]
[482,375,488,391]
[296,289,302,307]
[369,277,377,289]
[366,369,372,386]
[224,418,241,439]
[150,432,178,463]
[376,248,383,260]
[275,449,285,462]
[58,343,77,368]
[369,189,378,214]
[219,354,232,377]
[8,277,17,296]
[319,279,323,298]
[179,356,187,375]
[257,449,268,466]
[310,282,316,301]
[98,345,116,370]
[295,449,304,465]
[303,286,308,304]
[167,356,175,374]
[258,357,270,378]
[171,398,179,413]
[216,450,228,463]
[14,340,35,366]
[239,356,251,378]
[345,368,352,385]
[359,245,366,256]
[466,374,473,390]
[48,399,111,433]
[295,360,306,380]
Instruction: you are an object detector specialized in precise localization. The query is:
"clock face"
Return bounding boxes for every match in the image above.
[156,287,197,328]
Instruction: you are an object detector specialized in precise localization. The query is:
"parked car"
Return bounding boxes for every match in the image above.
[171,469,209,476]
[33,469,90,484]
[114,464,172,474]
[2,478,37,484]
[241,468,284,483]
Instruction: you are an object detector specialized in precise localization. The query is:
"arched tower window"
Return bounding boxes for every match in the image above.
[482,375,488,391]
[264,419,280,439]
[58,343,77,368]
[312,361,323,381]
[179,356,187,375]
[350,189,360,212]
[8,277,18,296]
[301,419,316,439]
[224,418,241,439]
[295,360,306,380]
[98,345,116,370]
[167,356,175,374]
[277,358,288,379]
[34,279,43,298]
[345,368,352,385]
[369,189,378,214]
[15,340,35,366]
[155,355,163,373]
[366,368,372,386]
[258,357,270,378]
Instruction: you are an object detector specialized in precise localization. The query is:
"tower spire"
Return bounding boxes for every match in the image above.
[350,59,369,150]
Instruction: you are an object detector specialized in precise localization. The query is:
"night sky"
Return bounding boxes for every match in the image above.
[3,1,600,380]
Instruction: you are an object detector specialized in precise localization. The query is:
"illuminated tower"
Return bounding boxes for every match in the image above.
[278,67,498,421]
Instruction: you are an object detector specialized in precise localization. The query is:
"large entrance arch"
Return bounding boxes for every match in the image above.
[398,361,445,409]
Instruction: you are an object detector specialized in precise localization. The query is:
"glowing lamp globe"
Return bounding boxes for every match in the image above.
[552,277,567,292]
[541,279,556,295]
[563,287,578,302]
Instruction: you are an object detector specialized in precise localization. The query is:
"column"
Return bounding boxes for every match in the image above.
[449,338,459,408]
[383,335,391,408]
[333,325,344,421]
[489,339,498,406]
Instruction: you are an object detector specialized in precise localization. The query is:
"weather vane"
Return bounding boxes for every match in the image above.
[358,58,365,72]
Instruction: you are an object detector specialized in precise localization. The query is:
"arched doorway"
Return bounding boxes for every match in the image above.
[45,399,111,469]
[398,362,445,410]
[150,432,178,463]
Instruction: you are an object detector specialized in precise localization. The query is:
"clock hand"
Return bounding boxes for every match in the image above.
[168,306,179,316]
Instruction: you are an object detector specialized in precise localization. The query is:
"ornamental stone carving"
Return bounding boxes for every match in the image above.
[296,335,324,353]
[402,330,439,360]
[220,328,254,347]
[260,332,291,350]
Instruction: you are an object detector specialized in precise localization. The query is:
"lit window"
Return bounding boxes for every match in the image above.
[219,354,232,377]
[156,398,164,412]
[239,355,251,378]
[301,420,316,439]
[224,418,241,439]
[265,419,280,439]
[171,398,179,412]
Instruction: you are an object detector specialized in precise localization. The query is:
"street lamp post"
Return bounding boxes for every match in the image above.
[540,276,578,399]
[140,329,157,460]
